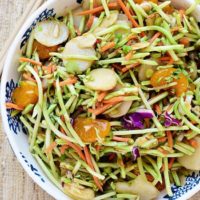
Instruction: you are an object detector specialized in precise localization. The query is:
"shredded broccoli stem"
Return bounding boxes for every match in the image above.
[95,192,116,200]
[10,1,200,198]
[164,158,173,196]
[26,65,43,151]
[34,154,62,189]
[113,126,189,135]
[96,24,129,36]
[131,26,177,44]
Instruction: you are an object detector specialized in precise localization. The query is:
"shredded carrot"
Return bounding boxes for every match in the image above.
[95,145,101,151]
[51,65,57,73]
[66,141,86,162]
[42,66,52,74]
[144,118,150,128]
[158,137,167,143]
[158,147,168,155]
[93,176,103,191]
[23,73,36,82]
[19,57,42,66]
[45,142,57,154]
[117,0,139,28]
[188,139,198,148]
[179,9,185,21]
[84,146,103,191]
[59,77,77,87]
[157,41,163,46]
[77,2,118,15]
[179,37,190,46]
[43,64,57,74]
[112,136,130,142]
[146,174,154,182]
[60,145,69,154]
[168,57,174,65]
[149,32,161,44]
[86,15,95,29]
[166,131,173,148]
[60,126,65,134]
[88,103,115,115]
[191,120,198,125]
[84,146,94,169]
[112,63,123,71]
[103,96,125,104]
[161,163,165,172]
[161,159,175,172]
[125,51,133,61]
[159,56,171,62]
[108,153,116,161]
[100,42,116,52]
[121,62,140,73]
[5,102,24,111]
[98,91,107,102]
[168,158,175,169]
[61,115,65,122]
[154,104,162,115]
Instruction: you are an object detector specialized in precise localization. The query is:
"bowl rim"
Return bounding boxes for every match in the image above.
[1,0,200,200]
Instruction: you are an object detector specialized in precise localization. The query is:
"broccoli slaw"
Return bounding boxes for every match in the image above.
[5,0,200,199]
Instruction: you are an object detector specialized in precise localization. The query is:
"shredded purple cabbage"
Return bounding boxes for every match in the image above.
[122,109,154,130]
[132,147,140,161]
[164,112,181,127]
[123,113,144,129]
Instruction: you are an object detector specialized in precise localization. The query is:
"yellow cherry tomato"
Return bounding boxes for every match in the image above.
[74,118,111,143]
[150,68,188,97]
[12,81,38,108]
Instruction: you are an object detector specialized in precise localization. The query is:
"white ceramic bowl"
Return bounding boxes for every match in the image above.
[1,0,200,200]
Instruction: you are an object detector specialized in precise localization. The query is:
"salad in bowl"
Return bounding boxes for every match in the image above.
[2,0,200,199]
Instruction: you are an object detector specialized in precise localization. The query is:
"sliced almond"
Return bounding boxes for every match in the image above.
[62,36,96,73]
[35,20,69,47]
[84,68,117,91]
[108,101,132,118]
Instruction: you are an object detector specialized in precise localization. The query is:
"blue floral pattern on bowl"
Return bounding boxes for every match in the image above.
[20,8,56,48]
[20,152,45,183]
[164,172,200,199]
[5,79,22,134]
